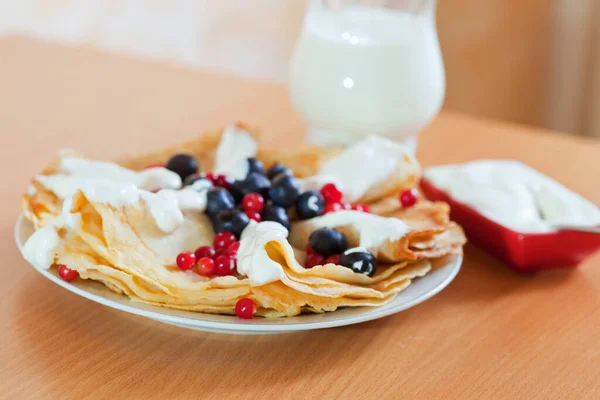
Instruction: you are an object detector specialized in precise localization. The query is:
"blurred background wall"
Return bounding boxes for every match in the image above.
[1,0,598,137]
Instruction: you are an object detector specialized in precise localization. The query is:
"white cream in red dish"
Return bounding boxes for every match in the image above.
[424,160,600,234]
[20,124,465,318]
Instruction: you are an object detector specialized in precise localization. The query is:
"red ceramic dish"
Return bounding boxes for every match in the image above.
[420,178,600,272]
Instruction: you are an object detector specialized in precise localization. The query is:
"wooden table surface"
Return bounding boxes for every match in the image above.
[2,37,600,400]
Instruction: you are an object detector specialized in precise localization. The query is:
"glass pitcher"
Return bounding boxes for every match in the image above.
[289,0,445,152]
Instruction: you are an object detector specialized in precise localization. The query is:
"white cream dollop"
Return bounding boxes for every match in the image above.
[425,160,600,233]
[35,157,182,201]
[188,178,213,192]
[140,188,208,233]
[22,184,208,269]
[292,210,411,250]
[48,175,207,234]
[299,135,415,203]
[78,181,142,208]
[22,217,64,270]
[213,124,258,180]
[237,221,287,285]
[139,191,184,233]
[60,157,181,191]
[34,151,209,234]
[158,188,207,212]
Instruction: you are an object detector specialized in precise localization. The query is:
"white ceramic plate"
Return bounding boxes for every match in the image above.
[16,214,461,334]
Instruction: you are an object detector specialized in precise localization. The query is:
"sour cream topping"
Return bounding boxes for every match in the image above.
[299,135,417,203]
[33,152,209,234]
[50,156,180,194]
[71,182,207,233]
[140,188,207,233]
[213,124,258,180]
[237,221,287,285]
[425,160,600,233]
[22,216,66,270]
[23,222,61,270]
[43,175,206,236]
[291,210,411,250]
[35,157,181,201]
[22,183,209,270]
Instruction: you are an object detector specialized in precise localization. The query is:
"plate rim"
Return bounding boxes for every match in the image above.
[15,214,461,333]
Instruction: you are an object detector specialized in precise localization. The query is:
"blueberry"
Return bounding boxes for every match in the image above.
[308,228,347,256]
[214,209,250,238]
[206,187,235,218]
[229,181,244,203]
[296,191,325,219]
[266,162,292,180]
[247,157,265,175]
[183,174,213,191]
[269,174,300,207]
[262,201,290,230]
[165,153,198,181]
[339,250,378,276]
[232,172,271,198]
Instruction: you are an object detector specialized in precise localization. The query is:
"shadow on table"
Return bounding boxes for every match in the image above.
[357,243,594,331]
[420,244,598,307]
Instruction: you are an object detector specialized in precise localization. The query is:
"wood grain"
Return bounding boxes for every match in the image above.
[2,37,600,400]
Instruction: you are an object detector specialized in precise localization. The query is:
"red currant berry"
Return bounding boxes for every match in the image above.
[194,246,215,260]
[340,201,351,210]
[57,264,79,281]
[399,188,419,208]
[227,242,240,258]
[213,231,237,251]
[351,204,370,213]
[305,253,326,269]
[215,255,236,276]
[176,251,196,270]
[196,257,216,276]
[235,298,256,319]
[325,254,341,265]
[242,192,265,213]
[214,247,228,257]
[245,210,261,222]
[324,202,342,214]
[306,245,313,255]
[214,174,232,189]
[320,183,343,203]
[144,163,163,169]
[205,171,216,183]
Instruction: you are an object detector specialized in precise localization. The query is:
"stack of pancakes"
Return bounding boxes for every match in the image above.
[21,126,465,317]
